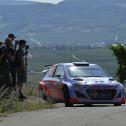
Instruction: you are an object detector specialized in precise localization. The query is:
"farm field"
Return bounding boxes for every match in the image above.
[28,46,117,73]
[27,46,117,85]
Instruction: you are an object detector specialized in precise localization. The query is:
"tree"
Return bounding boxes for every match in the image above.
[111,43,126,83]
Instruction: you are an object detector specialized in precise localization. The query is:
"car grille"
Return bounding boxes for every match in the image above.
[86,88,117,100]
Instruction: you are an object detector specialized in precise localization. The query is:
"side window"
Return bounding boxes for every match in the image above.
[45,66,56,77]
[54,66,65,79]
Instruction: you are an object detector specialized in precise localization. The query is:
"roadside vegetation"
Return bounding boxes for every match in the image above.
[28,46,117,75]
[111,43,126,83]
[0,83,55,116]
[0,98,55,115]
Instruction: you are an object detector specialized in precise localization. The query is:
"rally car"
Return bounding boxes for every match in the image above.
[39,62,125,107]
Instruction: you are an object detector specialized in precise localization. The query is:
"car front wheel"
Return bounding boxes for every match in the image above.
[114,103,121,106]
[63,86,73,107]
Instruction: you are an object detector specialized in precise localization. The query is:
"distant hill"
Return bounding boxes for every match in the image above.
[0,0,126,45]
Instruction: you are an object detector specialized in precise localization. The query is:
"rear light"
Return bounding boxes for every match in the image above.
[121,97,125,104]
[39,81,45,90]
[39,81,44,85]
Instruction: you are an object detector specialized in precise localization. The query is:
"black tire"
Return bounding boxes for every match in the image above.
[65,102,73,107]
[39,89,56,104]
[63,86,73,107]
[85,103,92,107]
[46,97,56,104]
[43,94,47,100]
[114,103,121,106]
[38,89,47,100]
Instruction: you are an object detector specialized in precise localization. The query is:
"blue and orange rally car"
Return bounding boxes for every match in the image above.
[39,62,125,107]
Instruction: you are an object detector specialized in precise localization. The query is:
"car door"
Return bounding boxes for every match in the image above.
[43,65,56,98]
[52,65,65,100]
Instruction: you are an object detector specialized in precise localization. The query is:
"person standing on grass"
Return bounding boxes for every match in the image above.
[0,40,12,91]
[0,41,5,61]
[5,34,17,88]
[15,40,27,100]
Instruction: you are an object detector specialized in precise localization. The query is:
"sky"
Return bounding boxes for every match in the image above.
[26,0,64,4]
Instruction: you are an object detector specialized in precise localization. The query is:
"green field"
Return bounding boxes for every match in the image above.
[28,46,117,84]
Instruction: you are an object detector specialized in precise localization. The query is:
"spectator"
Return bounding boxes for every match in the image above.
[15,40,27,100]
[5,34,16,48]
[0,40,11,88]
[0,41,4,61]
[5,34,17,88]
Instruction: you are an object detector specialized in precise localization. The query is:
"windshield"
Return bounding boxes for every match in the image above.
[67,66,109,78]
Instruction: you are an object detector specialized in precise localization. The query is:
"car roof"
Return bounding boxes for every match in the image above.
[54,62,101,69]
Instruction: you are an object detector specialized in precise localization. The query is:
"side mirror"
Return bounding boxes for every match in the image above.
[56,74,61,78]
[56,75,62,81]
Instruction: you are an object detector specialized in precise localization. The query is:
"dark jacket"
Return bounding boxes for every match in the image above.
[15,48,26,72]
[5,38,15,66]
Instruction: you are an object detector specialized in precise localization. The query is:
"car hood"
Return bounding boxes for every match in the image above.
[72,77,118,86]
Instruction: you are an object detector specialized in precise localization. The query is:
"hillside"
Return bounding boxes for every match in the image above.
[0,0,126,44]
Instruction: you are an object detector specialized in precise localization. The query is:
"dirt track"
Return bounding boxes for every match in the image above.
[0,104,126,126]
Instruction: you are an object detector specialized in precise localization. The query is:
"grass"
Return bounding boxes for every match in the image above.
[0,99,54,116]
[0,98,55,116]
[0,82,55,116]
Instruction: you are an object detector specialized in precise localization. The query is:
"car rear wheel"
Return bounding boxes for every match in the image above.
[63,86,73,107]
[38,89,47,100]
[85,103,92,107]
[43,94,47,100]
[114,103,121,106]
[65,102,73,107]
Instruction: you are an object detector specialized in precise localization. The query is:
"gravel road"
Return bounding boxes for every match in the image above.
[0,104,126,126]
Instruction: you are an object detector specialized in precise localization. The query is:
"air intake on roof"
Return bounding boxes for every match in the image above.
[73,62,89,66]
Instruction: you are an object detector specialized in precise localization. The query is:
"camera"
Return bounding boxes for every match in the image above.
[15,40,19,45]
[25,45,29,55]
[26,45,29,50]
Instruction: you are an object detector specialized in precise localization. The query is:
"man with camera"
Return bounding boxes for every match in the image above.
[15,40,28,100]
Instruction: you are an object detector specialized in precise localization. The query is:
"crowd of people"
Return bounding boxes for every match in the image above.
[0,34,29,101]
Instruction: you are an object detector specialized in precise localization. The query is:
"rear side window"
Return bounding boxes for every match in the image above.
[54,66,65,79]
[45,66,56,77]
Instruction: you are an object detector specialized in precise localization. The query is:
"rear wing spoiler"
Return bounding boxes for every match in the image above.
[42,65,53,75]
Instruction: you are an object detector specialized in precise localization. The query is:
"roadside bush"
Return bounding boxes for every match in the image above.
[111,43,126,83]
[0,83,54,114]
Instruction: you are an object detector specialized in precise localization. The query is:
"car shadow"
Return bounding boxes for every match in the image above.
[73,104,114,107]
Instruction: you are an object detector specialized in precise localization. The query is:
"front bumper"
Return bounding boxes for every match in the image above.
[69,85,125,104]
[68,97,125,104]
